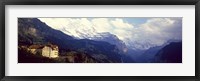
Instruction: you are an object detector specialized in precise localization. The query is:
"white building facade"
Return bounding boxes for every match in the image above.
[42,46,59,58]
[28,44,59,58]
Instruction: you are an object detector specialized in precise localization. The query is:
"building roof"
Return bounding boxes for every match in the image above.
[29,45,44,49]
[46,44,58,48]
[29,44,58,50]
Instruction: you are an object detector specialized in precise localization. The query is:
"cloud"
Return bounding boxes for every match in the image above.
[111,18,134,29]
[91,18,113,32]
[126,18,182,49]
[38,17,182,50]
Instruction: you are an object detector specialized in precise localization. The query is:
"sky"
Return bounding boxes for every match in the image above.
[38,17,182,50]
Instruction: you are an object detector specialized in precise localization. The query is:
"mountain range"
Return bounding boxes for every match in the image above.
[18,18,182,63]
[18,18,133,63]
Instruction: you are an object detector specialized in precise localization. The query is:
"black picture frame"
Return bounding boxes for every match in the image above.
[0,0,200,81]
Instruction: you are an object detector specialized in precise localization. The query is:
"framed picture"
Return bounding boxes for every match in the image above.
[1,0,199,81]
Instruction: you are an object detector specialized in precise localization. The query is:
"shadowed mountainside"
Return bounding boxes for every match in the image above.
[18,18,126,63]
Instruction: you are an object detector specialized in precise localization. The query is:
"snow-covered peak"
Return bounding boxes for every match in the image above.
[38,18,182,51]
